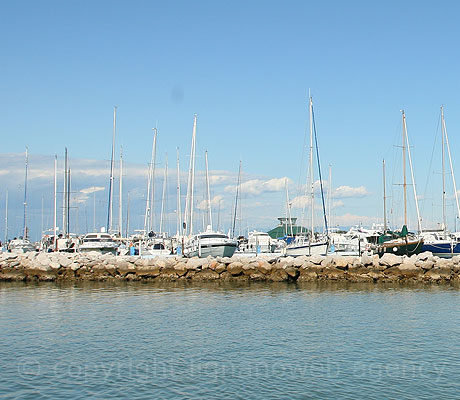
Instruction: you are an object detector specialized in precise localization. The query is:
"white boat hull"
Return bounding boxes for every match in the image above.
[285,240,328,257]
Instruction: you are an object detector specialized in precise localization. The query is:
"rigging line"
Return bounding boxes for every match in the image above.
[311,106,328,234]
[421,108,441,218]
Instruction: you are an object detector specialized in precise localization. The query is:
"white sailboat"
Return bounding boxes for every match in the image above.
[182,121,237,258]
[9,148,35,253]
[286,94,329,257]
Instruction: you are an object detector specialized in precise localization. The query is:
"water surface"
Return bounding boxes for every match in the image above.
[0,281,458,399]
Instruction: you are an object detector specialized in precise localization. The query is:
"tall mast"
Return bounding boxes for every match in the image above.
[328,165,332,231]
[23,147,28,239]
[67,168,71,235]
[4,189,8,246]
[184,114,197,236]
[205,150,213,230]
[442,107,460,225]
[441,105,447,237]
[53,155,57,249]
[119,146,123,236]
[62,148,67,235]
[159,154,168,235]
[404,112,422,233]
[232,160,242,238]
[309,93,314,239]
[149,127,157,233]
[107,106,116,233]
[401,110,407,227]
[383,159,387,232]
[176,147,182,236]
[125,191,130,238]
[285,178,293,236]
[143,128,157,234]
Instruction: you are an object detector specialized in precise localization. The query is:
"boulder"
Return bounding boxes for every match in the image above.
[257,260,272,274]
[309,255,324,265]
[360,253,374,266]
[227,262,244,276]
[334,256,354,270]
[193,269,220,280]
[285,267,300,279]
[379,253,403,267]
[268,268,289,282]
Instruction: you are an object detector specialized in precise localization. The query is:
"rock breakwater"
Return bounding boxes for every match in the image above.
[1,251,460,283]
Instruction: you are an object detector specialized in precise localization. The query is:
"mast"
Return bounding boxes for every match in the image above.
[62,148,67,235]
[53,155,57,249]
[119,146,123,236]
[67,168,71,235]
[184,114,197,236]
[383,159,387,232]
[441,105,447,237]
[125,191,130,238]
[159,154,168,235]
[309,94,314,239]
[149,127,157,233]
[23,147,28,239]
[401,110,407,227]
[205,150,213,230]
[232,160,242,238]
[107,106,117,233]
[404,112,422,233]
[176,147,182,236]
[285,178,293,236]
[442,107,460,225]
[4,189,8,246]
[327,165,332,231]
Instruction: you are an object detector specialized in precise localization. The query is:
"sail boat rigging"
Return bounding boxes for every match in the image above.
[420,106,460,257]
[286,94,329,257]
[376,110,423,256]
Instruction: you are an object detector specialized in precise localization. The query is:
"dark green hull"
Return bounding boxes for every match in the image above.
[377,238,424,257]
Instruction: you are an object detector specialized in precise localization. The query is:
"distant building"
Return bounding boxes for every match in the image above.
[267,217,309,239]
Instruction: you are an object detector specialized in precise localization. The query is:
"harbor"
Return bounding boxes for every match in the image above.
[1,250,459,283]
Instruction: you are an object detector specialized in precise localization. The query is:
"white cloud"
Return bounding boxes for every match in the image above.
[333,185,370,198]
[225,177,291,196]
[80,186,105,195]
[196,195,225,210]
[331,200,344,209]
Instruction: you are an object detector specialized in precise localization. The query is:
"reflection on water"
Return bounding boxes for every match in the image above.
[0,281,459,399]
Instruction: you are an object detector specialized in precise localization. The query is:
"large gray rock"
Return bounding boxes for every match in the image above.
[309,255,324,265]
[379,253,403,267]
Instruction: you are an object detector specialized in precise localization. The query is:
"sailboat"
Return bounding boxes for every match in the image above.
[285,94,329,257]
[376,111,423,256]
[182,118,238,258]
[8,148,35,253]
[420,106,460,257]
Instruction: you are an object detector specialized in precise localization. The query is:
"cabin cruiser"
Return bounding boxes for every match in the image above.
[79,232,119,254]
[237,231,283,254]
[140,238,172,257]
[183,227,238,258]
[285,233,329,257]
[8,237,36,253]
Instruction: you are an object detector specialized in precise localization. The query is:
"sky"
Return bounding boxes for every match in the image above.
[2,0,460,240]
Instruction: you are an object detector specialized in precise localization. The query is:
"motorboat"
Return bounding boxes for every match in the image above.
[79,232,119,254]
[8,237,36,253]
[183,227,238,258]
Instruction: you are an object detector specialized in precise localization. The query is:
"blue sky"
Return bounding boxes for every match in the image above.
[2,1,460,240]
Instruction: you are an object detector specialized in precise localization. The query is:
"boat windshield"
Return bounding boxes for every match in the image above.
[199,234,228,239]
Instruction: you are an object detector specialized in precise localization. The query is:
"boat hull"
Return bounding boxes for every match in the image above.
[421,241,460,258]
[285,241,328,257]
[185,243,237,258]
[377,238,423,257]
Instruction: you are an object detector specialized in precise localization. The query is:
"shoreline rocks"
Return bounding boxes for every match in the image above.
[1,251,460,283]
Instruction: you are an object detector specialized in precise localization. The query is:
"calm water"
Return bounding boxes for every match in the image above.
[0,281,459,399]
